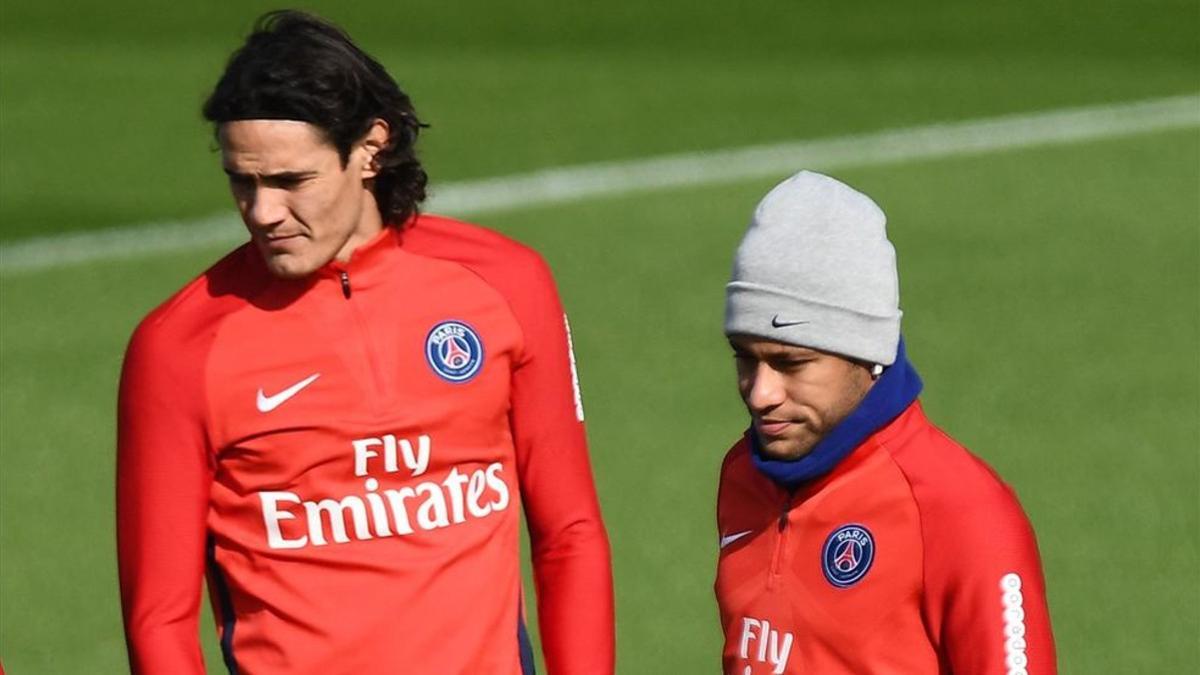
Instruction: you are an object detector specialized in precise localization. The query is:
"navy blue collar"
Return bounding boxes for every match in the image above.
[750,338,923,489]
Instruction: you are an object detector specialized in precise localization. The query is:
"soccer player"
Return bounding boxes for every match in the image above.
[715,171,1056,674]
[116,11,613,674]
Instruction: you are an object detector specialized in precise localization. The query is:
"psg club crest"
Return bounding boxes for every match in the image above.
[821,524,875,588]
[425,320,484,383]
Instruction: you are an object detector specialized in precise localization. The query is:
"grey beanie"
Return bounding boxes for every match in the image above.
[724,170,902,366]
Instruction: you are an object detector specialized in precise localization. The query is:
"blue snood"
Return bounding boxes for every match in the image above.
[750,338,923,489]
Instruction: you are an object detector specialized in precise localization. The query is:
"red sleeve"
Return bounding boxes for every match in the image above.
[399,216,614,674]
[901,432,1057,674]
[506,255,615,675]
[116,307,213,674]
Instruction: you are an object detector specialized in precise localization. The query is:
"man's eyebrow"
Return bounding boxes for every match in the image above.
[731,344,818,359]
[222,168,318,180]
[768,348,819,359]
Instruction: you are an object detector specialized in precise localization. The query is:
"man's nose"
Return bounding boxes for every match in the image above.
[745,363,785,412]
[245,187,288,228]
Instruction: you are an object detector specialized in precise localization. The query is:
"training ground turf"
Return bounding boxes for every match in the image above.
[2,1,1197,672]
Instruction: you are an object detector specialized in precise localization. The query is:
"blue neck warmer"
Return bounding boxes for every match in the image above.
[750,338,923,489]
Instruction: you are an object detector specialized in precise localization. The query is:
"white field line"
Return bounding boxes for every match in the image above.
[1,93,1197,275]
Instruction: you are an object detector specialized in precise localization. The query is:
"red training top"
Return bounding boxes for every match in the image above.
[716,403,1055,674]
[117,216,614,674]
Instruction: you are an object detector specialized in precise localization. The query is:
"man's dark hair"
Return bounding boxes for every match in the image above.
[203,10,427,225]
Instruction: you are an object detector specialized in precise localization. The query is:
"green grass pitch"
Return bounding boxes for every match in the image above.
[1,0,1197,672]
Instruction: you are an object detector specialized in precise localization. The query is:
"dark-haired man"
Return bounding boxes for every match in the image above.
[117,11,613,674]
[714,171,1056,674]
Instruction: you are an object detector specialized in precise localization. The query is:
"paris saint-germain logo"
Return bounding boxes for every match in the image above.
[425,320,484,383]
[821,524,875,588]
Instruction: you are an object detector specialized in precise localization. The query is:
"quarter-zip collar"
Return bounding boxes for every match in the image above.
[317,226,404,287]
[279,225,408,302]
[239,225,407,307]
[749,338,923,489]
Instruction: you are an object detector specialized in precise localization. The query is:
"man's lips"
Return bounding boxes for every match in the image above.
[261,233,305,251]
[756,419,795,437]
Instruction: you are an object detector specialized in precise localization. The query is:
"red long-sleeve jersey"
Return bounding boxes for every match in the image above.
[716,402,1055,674]
[117,215,614,674]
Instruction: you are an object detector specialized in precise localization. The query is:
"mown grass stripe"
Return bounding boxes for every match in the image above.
[1,93,1196,275]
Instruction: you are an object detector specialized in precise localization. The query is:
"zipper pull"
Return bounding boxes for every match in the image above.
[339,271,351,299]
[778,488,798,531]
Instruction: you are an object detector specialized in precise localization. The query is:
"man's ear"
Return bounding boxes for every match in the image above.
[359,119,390,179]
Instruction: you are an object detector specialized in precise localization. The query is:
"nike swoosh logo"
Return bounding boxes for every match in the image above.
[719,530,754,549]
[256,373,320,413]
[771,315,809,328]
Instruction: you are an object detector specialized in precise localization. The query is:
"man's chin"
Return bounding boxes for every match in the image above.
[755,434,817,461]
[260,251,317,280]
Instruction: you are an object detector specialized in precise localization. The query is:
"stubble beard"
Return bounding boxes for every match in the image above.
[756,371,874,462]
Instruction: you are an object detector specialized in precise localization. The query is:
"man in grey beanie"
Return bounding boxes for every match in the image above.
[713,171,1056,674]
